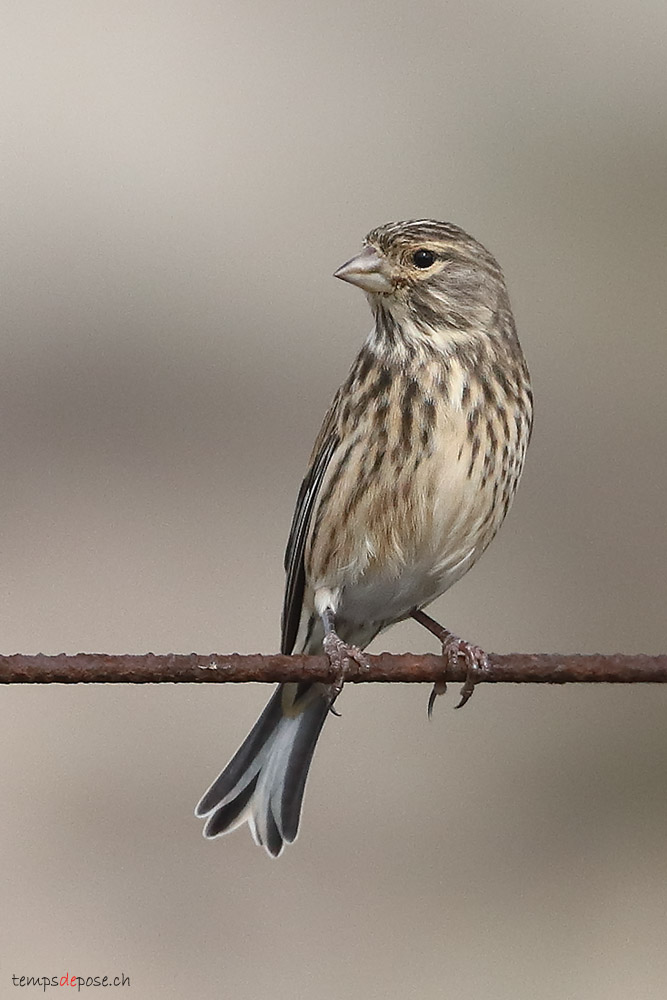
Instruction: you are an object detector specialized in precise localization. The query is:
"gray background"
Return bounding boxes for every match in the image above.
[2,1,667,997]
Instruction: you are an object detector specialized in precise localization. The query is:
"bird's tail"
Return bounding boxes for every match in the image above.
[195,682,332,857]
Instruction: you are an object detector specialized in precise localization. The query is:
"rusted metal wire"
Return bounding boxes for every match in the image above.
[0,652,666,685]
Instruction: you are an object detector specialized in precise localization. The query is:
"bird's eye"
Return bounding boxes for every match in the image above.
[412,249,436,269]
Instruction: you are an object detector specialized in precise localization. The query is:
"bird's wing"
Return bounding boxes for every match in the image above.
[281,394,341,655]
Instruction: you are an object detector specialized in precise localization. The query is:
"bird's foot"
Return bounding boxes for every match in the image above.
[424,630,490,717]
[412,609,490,716]
[322,631,369,700]
[437,634,489,712]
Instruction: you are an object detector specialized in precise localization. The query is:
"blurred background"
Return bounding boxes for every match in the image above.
[1,1,666,997]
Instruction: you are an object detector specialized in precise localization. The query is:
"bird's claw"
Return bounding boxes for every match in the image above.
[323,631,369,700]
[427,680,447,719]
[447,636,489,709]
[428,635,489,715]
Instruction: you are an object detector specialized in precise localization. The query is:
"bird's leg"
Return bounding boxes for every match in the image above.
[321,608,369,701]
[411,608,490,714]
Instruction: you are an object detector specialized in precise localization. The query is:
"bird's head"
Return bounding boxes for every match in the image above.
[334,219,510,345]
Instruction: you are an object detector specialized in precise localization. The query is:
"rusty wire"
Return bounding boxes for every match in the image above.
[0,651,666,685]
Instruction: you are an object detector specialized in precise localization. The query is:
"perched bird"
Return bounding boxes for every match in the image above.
[196,219,532,856]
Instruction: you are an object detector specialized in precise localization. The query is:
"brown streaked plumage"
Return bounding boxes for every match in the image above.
[196,219,532,856]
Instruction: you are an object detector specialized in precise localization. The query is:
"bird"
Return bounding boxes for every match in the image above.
[195,219,533,856]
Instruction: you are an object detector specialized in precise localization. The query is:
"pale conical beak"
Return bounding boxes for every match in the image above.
[333,245,395,294]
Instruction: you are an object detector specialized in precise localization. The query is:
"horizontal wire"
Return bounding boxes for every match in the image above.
[1,652,666,685]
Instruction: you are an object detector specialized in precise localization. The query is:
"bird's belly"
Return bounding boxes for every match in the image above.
[307,397,523,635]
[334,464,499,630]
[336,547,475,628]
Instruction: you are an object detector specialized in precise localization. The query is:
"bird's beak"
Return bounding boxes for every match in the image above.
[333,245,395,294]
